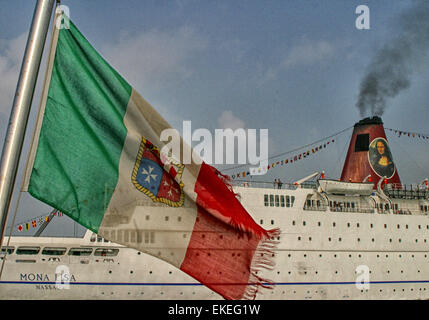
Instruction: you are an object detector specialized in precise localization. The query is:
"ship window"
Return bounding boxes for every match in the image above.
[97,235,102,242]
[42,247,66,256]
[275,195,280,207]
[351,202,355,209]
[306,200,311,207]
[1,246,14,254]
[280,196,285,207]
[355,134,369,152]
[269,195,274,207]
[264,194,269,207]
[286,196,290,207]
[130,231,136,243]
[16,246,40,255]
[291,196,295,207]
[68,248,92,256]
[94,248,119,257]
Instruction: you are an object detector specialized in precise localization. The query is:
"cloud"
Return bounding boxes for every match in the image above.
[255,38,335,86]
[101,26,207,89]
[217,110,245,130]
[282,39,335,69]
[0,32,27,116]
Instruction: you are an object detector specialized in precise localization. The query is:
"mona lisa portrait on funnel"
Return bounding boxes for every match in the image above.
[368,138,396,179]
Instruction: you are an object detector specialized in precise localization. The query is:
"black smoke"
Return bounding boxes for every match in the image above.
[357,0,429,117]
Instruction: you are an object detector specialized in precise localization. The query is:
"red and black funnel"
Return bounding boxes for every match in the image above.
[340,116,401,187]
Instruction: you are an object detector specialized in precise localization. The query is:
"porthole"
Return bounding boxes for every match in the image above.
[303,221,306,226]
[333,222,336,227]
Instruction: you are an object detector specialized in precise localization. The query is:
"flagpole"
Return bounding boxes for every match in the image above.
[0,0,55,249]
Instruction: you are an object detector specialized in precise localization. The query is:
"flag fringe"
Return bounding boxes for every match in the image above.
[242,228,281,300]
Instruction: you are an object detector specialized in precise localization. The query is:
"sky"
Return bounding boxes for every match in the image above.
[0,0,429,236]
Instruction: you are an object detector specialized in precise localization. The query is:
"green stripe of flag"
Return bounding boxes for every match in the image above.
[28,18,132,232]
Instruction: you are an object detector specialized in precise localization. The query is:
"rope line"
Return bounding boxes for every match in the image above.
[221,125,354,172]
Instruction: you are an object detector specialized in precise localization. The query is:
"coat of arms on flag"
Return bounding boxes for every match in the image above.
[132,137,184,207]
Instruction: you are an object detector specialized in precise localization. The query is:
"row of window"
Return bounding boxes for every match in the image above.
[330,201,356,209]
[264,196,429,213]
[264,194,295,208]
[100,230,156,244]
[290,220,429,230]
[0,246,119,257]
[294,235,428,244]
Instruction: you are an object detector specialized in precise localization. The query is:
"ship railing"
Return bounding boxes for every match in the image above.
[384,183,429,200]
[230,180,317,190]
[303,205,327,212]
[329,207,374,214]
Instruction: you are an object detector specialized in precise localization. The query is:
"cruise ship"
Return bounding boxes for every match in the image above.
[1,116,429,300]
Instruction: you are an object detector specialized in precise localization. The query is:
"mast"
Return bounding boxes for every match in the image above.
[0,0,55,248]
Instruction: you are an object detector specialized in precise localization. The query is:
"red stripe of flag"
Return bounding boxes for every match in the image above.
[180,163,279,300]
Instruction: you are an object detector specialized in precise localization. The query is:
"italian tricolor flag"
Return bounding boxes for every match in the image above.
[23,13,279,300]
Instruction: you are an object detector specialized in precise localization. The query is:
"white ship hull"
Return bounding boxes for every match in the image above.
[1,183,429,300]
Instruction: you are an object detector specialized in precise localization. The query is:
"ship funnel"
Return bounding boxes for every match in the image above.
[340,116,401,187]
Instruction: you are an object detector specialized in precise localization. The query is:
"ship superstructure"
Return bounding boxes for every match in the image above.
[1,117,429,300]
